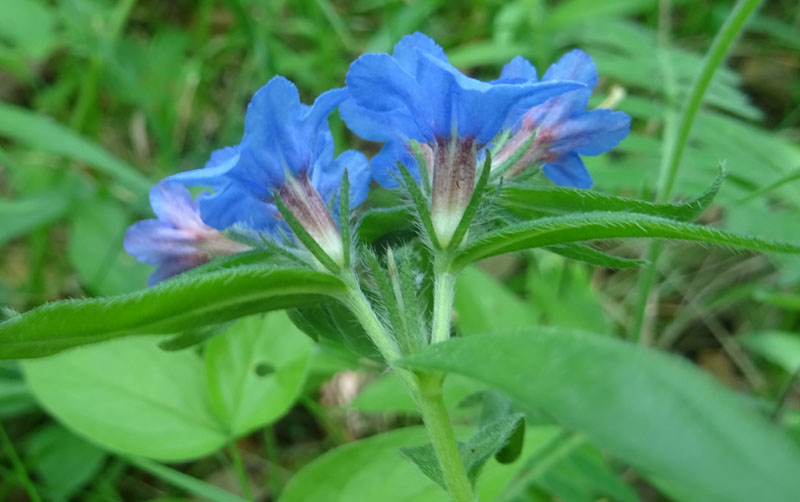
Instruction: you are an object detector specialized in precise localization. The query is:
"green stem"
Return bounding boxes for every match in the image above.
[630,0,763,342]
[229,442,253,501]
[0,422,42,502]
[414,376,475,502]
[431,254,457,345]
[341,271,472,501]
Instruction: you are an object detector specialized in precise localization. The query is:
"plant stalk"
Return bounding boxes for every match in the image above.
[431,253,457,345]
[414,376,475,502]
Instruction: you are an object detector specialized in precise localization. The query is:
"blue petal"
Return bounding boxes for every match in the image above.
[123,220,199,265]
[168,145,240,189]
[542,49,598,88]
[149,182,203,228]
[345,53,433,141]
[416,53,586,144]
[311,149,371,208]
[371,141,419,189]
[391,32,449,76]
[542,152,593,188]
[549,109,632,156]
[302,87,348,137]
[339,98,420,143]
[197,184,282,234]
[494,56,538,83]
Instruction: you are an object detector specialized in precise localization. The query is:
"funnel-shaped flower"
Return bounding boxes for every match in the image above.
[170,76,370,266]
[494,50,631,188]
[341,32,584,246]
[124,182,250,285]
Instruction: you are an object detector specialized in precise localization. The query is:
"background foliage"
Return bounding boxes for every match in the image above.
[1,0,799,500]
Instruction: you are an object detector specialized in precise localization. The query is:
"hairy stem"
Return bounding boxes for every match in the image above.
[432,253,457,345]
[415,375,475,502]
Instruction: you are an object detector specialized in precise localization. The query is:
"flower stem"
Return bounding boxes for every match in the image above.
[431,253,457,344]
[342,270,473,501]
[415,375,475,502]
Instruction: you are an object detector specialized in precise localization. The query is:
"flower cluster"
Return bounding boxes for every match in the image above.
[125,33,630,283]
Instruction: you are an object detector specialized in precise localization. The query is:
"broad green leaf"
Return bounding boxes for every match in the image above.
[399,414,525,489]
[455,267,539,336]
[740,331,800,373]
[499,171,720,222]
[454,212,800,269]
[400,331,800,502]
[0,191,70,246]
[25,424,106,501]
[278,425,562,502]
[0,102,151,195]
[205,313,313,436]
[0,266,345,359]
[23,337,227,461]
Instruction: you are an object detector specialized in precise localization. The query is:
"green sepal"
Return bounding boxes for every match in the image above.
[447,150,492,251]
[339,169,351,268]
[274,194,341,273]
[397,161,439,248]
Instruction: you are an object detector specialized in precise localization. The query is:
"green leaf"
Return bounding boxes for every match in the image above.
[740,331,800,373]
[399,330,800,502]
[23,337,228,461]
[0,102,151,195]
[0,191,70,246]
[454,211,800,270]
[25,424,106,501]
[544,243,643,269]
[455,267,538,336]
[356,206,414,244]
[0,266,345,359]
[351,372,483,415]
[288,300,380,361]
[399,414,525,489]
[205,313,313,436]
[397,161,438,247]
[500,170,721,222]
[278,425,561,502]
[158,323,231,352]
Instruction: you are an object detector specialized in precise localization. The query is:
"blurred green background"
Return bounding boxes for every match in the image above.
[1,0,799,501]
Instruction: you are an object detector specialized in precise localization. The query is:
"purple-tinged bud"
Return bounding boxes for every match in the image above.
[124,182,250,285]
[430,137,477,247]
[278,173,346,267]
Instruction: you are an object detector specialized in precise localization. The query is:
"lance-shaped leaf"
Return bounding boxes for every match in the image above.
[500,169,722,222]
[0,266,346,359]
[399,331,800,502]
[544,243,643,269]
[454,211,800,270]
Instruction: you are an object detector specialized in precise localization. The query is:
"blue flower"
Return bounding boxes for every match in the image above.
[124,182,250,285]
[494,50,631,188]
[340,32,584,245]
[169,76,371,265]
